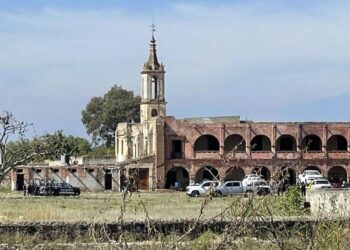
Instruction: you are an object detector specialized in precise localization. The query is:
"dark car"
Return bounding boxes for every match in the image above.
[52,182,80,196]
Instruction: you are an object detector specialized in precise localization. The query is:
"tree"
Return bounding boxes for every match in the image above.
[28,131,92,161]
[81,85,140,146]
[0,111,94,184]
[0,112,63,184]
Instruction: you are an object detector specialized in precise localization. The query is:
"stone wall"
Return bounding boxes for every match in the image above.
[306,189,350,216]
[0,218,340,241]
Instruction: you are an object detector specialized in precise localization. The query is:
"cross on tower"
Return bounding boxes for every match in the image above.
[150,22,156,37]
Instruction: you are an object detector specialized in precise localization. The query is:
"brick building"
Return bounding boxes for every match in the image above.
[116,34,350,191]
[11,157,118,192]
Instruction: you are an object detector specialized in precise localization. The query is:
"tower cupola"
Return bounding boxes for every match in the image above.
[140,23,166,123]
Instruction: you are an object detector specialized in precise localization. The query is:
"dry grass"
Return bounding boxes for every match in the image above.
[0,190,304,222]
[0,191,235,222]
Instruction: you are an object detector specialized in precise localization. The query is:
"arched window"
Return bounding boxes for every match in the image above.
[151,109,158,117]
[276,135,297,151]
[151,77,157,99]
[194,135,220,151]
[251,135,271,151]
[301,135,322,151]
[224,134,245,152]
[327,135,347,151]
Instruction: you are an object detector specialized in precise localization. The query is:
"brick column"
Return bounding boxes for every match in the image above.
[297,124,302,152]
[271,123,276,155]
[190,162,196,185]
[220,123,225,156]
[246,123,251,157]
[323,124,328,158]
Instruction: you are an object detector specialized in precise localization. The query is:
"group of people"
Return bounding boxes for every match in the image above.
[23,183,37,196]
[271,178,307,196]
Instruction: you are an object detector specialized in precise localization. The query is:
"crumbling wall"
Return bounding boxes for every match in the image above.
[306,189,350,216]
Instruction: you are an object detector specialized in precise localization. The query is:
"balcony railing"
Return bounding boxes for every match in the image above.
[194,151,220,159]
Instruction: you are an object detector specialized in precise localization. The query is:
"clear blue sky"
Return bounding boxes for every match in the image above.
[1,0,349,140]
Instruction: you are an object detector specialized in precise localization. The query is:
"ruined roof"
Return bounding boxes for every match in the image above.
[176,116,241,124]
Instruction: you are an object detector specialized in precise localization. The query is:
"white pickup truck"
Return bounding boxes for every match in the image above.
[186,178,271,197]
[298,170,323,184]
[215,181,243,196]
[214,180,271,196]
[185,181,220,197]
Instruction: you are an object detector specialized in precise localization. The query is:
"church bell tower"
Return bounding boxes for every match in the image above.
[140,25,166,123]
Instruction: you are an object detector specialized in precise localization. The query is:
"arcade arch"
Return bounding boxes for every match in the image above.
[327,135,347,151]
[224,134,245,152]
[252,166,271,180]
[194,135,220,152]
[328,166,347,185]
[224,167,245,181]
[165,167,189,190]
[276,135,297,151]
[301,135,322,151]
[195,166,219,183]
[251,135,271,151]
[304,165,322,174]
[278,166,296,185]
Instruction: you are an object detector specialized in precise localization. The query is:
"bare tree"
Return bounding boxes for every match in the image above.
[0,111,62,184]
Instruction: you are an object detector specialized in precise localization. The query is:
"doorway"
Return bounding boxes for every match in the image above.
[105,170,112,190]
[16,174,24,191]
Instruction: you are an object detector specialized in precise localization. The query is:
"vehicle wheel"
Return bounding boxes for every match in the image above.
[191,191,200,197]
[214,191,222,197]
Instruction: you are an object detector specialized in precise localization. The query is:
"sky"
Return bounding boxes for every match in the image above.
[1,0,350,140]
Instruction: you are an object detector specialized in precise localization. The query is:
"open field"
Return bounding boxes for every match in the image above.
[0,190,303,222]
[1,190,350,249]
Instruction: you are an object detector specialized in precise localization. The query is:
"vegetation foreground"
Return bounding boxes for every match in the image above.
[1,189,350,249]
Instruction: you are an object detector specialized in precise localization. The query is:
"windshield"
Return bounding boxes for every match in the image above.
[316,181,329,185]
[306,171,320,175]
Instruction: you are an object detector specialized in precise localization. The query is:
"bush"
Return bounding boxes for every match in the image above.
[279,186,303,215]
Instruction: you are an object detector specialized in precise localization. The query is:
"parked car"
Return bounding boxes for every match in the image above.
[52,182,81,196]
[215,181,243,196]
[185,181,220,197]
[341,182,350,188]
[298,170,323,184]
[244,180,271,195]
[307,179,332,190]
[242,174,261,184]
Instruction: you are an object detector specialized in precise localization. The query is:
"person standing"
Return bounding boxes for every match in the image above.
[23,182,27,197]
[301,182,306,196]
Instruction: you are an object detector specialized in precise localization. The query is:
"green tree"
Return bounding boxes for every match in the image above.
[28,131,92,161]
[81,85,140,146]
[88,145,115,157]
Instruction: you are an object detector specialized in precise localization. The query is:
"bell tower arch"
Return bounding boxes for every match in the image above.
[140,25,166,123]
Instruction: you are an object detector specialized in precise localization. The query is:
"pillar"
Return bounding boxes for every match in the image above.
[220,123,225,156]
[271,123,276,155]
[323,124,327,158]
[246,123,251,157]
